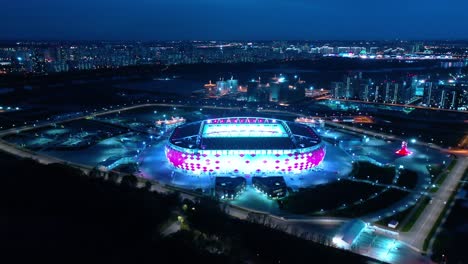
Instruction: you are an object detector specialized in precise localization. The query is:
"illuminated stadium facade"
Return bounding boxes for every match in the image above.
[165,117,325,176]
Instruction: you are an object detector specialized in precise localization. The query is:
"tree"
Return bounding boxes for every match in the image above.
[120,174,138,189]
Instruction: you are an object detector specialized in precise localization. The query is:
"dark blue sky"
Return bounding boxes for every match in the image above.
[3,0,468,40]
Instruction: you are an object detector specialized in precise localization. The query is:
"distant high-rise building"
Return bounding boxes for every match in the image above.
[310,47,320,54]
[438,85,463,109]
[384,82,392,103]
[226,77,238,92]
[360,83,370,101]
[357,77,372,101]
[337,47,349,54]
[345,77,352,99]
[412,43,424,53]
[382,82,404,104]
[332,82,346,99]
[398,76,422,104]
[270,83,280,102]
[287,77,306,102]
[423,82,436,106]
[31,49,46,74]
[257,84,270,102]
[247,79,259,102]
[319,46,334,54]
[247,78,268,102]
[269,75,288,102]
[393,83,401,104]
[216,79,229,95]
[370,47,379,54]
[374,85,382,102]
[351,47,365,54]
[343,75,362,99]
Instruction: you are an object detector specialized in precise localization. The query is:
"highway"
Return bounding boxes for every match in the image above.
[330,98,468,114]
[401,156,468,251]
[0,102,250,138]
[0,103,160,138]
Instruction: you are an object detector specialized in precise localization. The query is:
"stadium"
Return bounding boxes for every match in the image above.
[165,117,325,176]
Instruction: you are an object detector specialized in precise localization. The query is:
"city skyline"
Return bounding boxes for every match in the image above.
[3,0,468,41]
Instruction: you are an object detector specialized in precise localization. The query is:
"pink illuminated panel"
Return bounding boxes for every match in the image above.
[165,146,325,175]
[166,117,325,176]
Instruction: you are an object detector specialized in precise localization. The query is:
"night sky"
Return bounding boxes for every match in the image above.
[3,0,468,41]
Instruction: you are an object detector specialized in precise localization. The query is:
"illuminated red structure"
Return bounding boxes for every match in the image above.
[395,141,412,156]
